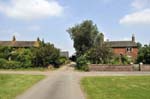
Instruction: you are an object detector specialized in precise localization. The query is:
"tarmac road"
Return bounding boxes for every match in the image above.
[16,66,84,99]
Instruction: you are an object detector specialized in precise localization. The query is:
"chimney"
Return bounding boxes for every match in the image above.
[132,34,135,42]
[12,35,16,42]
[37,37,40,42]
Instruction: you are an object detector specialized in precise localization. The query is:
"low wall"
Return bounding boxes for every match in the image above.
[140,65,150,71]
[89,64,133,71]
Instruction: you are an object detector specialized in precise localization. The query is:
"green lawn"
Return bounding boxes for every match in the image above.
[0,74,45,99]
[0,67,54,71]
[81,76,150,99]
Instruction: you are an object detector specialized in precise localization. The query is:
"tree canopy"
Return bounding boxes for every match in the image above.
[67,20,99,56]
[137,44,150,64]
[67,20,113,65]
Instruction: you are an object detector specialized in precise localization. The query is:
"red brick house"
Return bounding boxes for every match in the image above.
[106,34,138,59]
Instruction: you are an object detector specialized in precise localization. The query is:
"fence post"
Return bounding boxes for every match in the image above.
[139,62,143,71]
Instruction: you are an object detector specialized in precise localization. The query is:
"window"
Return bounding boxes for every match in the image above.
[126,48,132,52]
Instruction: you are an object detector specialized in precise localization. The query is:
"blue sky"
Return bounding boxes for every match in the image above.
[0,0,150,55]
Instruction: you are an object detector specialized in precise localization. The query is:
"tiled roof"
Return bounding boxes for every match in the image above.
[105,41,137,48]
[0,41,39,47]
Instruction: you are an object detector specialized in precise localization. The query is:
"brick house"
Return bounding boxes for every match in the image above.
[0,36,40,48]
[105,34,138,59]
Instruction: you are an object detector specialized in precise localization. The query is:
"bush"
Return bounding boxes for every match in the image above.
[111,56,121,65]
[0,58,22,69]
[110,55,132,65]
[32,42,60,67]
[121,55,131,64]
[11,48,33,68]
[0,58,7,67]
[76,56,89,71]
[55,56,68,65]
[5,61,22,69]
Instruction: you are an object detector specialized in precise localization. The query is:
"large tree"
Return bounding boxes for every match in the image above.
[67,20,99,56]
[94,33,104,47]
[86,32,113,64]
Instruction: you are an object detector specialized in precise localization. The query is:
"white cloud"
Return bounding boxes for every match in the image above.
[119,0,150,25]
[0,0,64,20]
[131,0,150,10]
[120,9,150,24]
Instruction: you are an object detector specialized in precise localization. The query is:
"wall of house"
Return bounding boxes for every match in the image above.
[112,47,138,59]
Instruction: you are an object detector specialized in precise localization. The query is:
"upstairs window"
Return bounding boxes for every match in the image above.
[126,47,132,52]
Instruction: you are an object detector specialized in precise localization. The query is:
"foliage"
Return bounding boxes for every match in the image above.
[137,42,142,49]
[11,48,33,68]
[0,40,63,69]
[67,20,99,56]
[94,33,104,47]
[32,42,60,67]
[86,44,113,64]
[110,56,121,65]
[0,58,22,69]
[0,74,45,99]
[120,55,131,64]
[57,56,68,65]
[137,44,150,64]
[76,55,89,71]
[67,20,114,66]
[0,46,12,59]
[110,55,132,65]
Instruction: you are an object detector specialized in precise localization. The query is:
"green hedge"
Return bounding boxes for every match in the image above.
[0,58,23,69]
[76,56,89,71]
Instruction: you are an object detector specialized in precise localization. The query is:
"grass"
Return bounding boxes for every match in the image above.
[0,67,55,71]
[81,76,150,99]
[0,74,45,99]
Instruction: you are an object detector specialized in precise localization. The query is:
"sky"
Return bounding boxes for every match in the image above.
[0,0,150,56]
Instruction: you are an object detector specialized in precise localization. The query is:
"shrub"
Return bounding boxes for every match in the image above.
[56,56,68,65]
[76,56,89,71]
[32,42,60,67]
[5,61,22,69]
[111,56,121,65]
[110,55,132,65]
[0,58,7,67]
[0,58,22,69]
[11,48,33,68]
[121,55,131,64]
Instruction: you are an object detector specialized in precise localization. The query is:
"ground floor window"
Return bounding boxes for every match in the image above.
[126,47,132,52]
